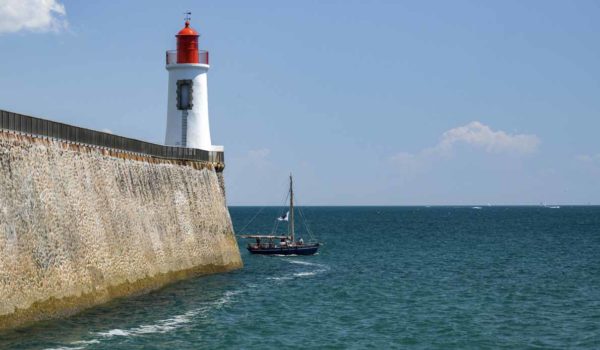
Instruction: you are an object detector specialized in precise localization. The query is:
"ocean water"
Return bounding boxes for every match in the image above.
[1,206,600,349]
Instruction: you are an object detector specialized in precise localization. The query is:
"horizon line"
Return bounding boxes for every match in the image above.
[227,204,598,207]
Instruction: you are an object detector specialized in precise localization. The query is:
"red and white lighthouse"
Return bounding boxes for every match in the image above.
[164,19,222,151]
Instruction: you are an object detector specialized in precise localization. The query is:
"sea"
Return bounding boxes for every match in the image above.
[1,206,599,349]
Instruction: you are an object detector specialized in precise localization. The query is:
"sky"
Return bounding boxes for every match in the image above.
[0,0,599,205]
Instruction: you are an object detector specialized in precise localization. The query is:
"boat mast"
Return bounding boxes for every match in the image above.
[289,173,294,242]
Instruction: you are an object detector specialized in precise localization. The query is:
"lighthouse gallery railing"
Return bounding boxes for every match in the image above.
[0,109,224,164]
[165,50,209,65]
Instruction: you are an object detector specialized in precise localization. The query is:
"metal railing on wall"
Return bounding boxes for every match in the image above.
[0,109,224,164]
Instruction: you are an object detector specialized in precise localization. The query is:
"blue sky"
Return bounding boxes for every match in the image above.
[1,0,599,205]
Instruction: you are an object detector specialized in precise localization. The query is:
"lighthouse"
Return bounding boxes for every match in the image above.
[164,18,222,151]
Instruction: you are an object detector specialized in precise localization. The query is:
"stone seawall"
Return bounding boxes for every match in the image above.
[0,131,242,330]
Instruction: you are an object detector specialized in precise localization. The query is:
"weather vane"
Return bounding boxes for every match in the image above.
[184,11,192,22]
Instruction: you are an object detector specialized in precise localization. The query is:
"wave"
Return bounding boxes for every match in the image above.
[264,259,330,281]
[266,276,293,281]
[96,310,195,338]
[45,290,242,350]
[286,259,329,269]
[45,260,327,349]
[71,340,100,345]
[269,268,326,280]
[96,290,242,339]
[293,271,318,277]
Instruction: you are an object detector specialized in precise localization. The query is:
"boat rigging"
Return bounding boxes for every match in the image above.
[240,174,321,255]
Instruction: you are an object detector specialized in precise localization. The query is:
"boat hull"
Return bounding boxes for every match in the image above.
[247,244,319,256]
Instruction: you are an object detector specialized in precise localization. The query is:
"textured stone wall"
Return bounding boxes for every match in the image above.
[217,172,227,204]
[0,132,242,330]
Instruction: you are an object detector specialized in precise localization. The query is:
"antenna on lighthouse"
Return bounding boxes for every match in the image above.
[184,11,192,22]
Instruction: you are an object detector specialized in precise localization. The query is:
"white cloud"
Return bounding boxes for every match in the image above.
[0,0,67,34]
[101,128,113,134]
[436,121,540,155]
[389,121,540,172]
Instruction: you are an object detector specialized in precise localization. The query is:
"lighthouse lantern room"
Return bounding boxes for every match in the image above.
[164,17,221,151]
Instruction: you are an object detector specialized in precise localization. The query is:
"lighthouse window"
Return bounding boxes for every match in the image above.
[176,80,193,110]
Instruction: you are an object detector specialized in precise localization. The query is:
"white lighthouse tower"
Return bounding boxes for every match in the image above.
[164,18,222,151]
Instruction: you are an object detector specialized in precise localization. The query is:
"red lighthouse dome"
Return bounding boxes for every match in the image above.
[176,20,199,64]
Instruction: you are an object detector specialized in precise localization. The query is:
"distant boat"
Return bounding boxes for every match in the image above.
[541,202,560,209]
[240,174,320,256]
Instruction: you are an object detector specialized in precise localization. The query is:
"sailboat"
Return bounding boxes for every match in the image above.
[240,174,320,255]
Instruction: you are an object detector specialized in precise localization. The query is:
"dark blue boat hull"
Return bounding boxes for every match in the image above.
[247,244,319,255]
